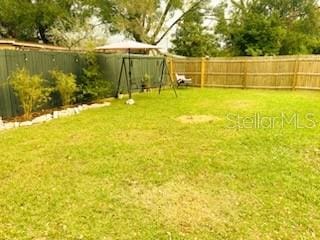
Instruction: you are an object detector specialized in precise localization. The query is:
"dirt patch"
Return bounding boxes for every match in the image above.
[176,115,219,124]
[127,181,241,234]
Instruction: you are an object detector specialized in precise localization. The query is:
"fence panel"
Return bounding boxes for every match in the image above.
[98,54,166,94]
[0,50,167,118]
[0,51,14,117]
[172,55,320,89]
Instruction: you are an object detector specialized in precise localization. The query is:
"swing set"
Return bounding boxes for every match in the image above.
[115,55,177,99]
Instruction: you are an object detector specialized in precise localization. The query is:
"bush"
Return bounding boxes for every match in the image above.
[77,46,113,102]
[142,73,151,88]
[10,68,51,119]
[50,70,77,106]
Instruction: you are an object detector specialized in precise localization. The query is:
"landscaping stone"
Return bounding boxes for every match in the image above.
[20,121,33,127]
[74,107,80,114]
[32,114,52,124]
[53,111,59,119]
[59,110,71,118]
[65,110,72,116]
[1,101,113,131]
[45,114,53,121]
[81,104,89,110]
[88,103,102,109]
[126,99,135,105]
[4,122,17,129]
[77,106,83,112]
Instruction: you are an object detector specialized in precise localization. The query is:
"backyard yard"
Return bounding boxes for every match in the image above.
[1,88,320,239]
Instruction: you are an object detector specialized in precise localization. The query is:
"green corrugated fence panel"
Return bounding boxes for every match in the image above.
[97,54,120,95]
[0,51,14,117]
[0,50,166,118]
[97,54,166,94]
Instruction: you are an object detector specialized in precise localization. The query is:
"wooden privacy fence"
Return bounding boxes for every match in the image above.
[170,55,320,90]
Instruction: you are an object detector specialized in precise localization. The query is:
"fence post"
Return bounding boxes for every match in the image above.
[293,57,299,90]
[242,60,248,89]
[201,57,205,88]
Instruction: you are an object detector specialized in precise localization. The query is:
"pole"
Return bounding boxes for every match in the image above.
[123,57,130,96]
[128,49,132,99]
[159,58,177,97]
[159,60,165,94]
[116,58,125,97]
[165,59,178,97]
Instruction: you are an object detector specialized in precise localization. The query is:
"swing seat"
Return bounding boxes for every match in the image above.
[175,73,192,87]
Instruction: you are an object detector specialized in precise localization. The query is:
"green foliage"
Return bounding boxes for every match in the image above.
[142,73,151,88]
[77,45,113,102]
[10,68,51,119]
[0,0,88,43]
[214,0,320,56]
[50,70,77,106]
[170,1,218,57]
[0,0,204,45]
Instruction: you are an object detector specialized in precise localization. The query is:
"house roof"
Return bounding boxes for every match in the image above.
[0,39,68,51]
[96,40,160,51]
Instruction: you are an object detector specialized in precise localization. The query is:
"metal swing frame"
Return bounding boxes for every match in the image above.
[115,55,177,99]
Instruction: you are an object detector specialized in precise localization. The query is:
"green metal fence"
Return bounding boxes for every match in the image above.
[0,50,166,118]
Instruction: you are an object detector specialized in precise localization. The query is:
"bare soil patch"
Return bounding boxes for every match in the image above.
[127,181,242,234]
[176,115,219,124]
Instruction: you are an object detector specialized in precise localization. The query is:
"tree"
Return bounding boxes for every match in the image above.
[94,0,204,44]
[214,0,320,56]
[0,0,86,43]
[48,17,107,49]
[170,1,218,57]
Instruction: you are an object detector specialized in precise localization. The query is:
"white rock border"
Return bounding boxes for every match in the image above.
[0,102,111,131]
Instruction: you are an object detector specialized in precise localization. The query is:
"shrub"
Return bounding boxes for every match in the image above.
[142,73,151,88]
[77,45,113,102]
[50,70,77,106]
[10,68,51,119]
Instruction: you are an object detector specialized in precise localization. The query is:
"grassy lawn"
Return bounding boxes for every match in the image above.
[1,88,320,239]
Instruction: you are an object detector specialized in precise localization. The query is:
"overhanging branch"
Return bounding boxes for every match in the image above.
[154,0,202,45]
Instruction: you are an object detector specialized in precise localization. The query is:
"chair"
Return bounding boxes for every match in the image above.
[175,73,192,87]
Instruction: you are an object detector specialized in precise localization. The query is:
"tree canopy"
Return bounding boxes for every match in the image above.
[93,0,203,44]
[0,0,87,43]
[0,0,319,56]
[170,0,218,57]
[214,0,320,56]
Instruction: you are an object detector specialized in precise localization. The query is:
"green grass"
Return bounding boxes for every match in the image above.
[1,88,320,239]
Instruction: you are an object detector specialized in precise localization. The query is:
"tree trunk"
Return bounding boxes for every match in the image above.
[38,25,49,43]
